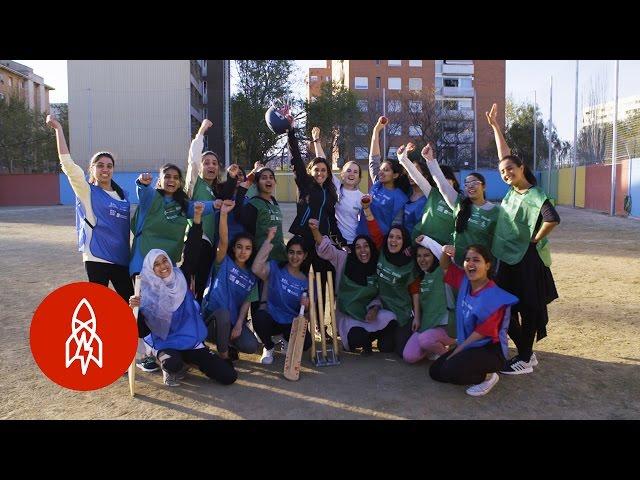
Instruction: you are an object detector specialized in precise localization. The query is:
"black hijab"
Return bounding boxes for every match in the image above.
[382,224,413,267]
[344,235,379,286]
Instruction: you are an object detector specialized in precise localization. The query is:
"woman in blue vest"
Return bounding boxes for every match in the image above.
[202,200,259,362]
[430,242,518,397]
[129,248,237,387]
[251,228,311,365]
[356,116,410,238]
[46,115,132,302]
[129,164,216,277]
[486,103,560,375]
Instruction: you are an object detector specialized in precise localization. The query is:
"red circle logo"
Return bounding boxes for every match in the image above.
[30,282,138,391]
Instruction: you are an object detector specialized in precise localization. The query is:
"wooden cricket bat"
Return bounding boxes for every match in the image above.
[128,275,141,397]
[283,292,308,381]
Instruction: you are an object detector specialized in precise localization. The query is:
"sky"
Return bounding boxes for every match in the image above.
[17,59,640,142]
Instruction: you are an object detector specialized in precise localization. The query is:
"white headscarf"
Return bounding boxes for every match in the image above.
[140,249,188,340]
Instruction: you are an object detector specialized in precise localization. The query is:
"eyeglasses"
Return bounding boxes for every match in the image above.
[464,180,482,187]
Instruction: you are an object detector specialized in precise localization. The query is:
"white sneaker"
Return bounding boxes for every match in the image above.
[260,347,275,365]
[529,352,538,367]
[162,370,181,387]
[466,373,499,397]
[500,355,534,375]
[280,338,289,354]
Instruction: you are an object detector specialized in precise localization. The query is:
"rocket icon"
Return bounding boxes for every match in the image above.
[65,298,103,375]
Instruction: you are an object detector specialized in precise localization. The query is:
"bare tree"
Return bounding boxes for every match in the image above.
[577,73,610,165]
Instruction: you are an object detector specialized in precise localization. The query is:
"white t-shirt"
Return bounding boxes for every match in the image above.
[333,176,363,244]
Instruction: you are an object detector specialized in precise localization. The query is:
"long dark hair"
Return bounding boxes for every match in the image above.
[308,157,338,203]
[228,232,256,267]
[456,172,486,233]
[382,158,411,196]
[156,163,189,213]
[500,154,537,186]
[407,148,436,188]
[279,235,310,274]
[464,244,494,279]
[439,165,461,192]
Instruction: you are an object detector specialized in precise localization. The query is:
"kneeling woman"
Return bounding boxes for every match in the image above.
[429,243,518,397]
[402,236,456,363]
[202,200,259,361]
[130,249,237,387]
[309,219,396,355]
[251,228,311,365]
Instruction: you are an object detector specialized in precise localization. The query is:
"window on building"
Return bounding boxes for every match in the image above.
[458,145,473,165]
[389,123,402,136]
[444,78,459,87]
[356,123,369,135]
[409,101,422,113]
[375,100,382,112]
[460,78,473,88]
[355,147,369,159]
[408,78,422,91]
[443,100,458,111]
[388,77,401,90]
[355,77,369,89]
[387,147,398,158]
[443,146,456,162]
[388,60,402,67]
[310,75,319,82]
[435,77,443,88]
[459,98,472,110]
[409,125,423,137]
[9,77,13,87]
[409,60,422,67]
[387,100,401,112]
[444,60,473,65]
[376,77,381,89]
[357,99,368,112]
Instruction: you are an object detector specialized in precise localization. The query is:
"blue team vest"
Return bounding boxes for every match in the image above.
[76,184,130,266]
[455,277,518,358]
[267,260,308,324]
[403,194,427,237]
[356,182,408,236]
[143,290,207,351]
[205,256,257,326]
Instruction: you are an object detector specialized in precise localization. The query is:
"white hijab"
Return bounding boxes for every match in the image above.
[140,249,188,340]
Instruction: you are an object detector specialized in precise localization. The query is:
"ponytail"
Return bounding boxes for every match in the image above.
[455,196,473,233]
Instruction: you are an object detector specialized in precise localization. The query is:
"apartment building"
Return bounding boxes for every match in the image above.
[67,60,205,172]
[307,60,505,168]
[0,60,54,113]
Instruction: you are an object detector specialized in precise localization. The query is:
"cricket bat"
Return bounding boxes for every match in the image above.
[283,292,308,381]
[128,275,141,397]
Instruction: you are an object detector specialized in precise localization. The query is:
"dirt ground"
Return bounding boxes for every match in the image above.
[1,204,639,420]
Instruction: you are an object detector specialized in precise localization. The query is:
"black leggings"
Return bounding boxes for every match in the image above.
[156,346,237,385]
[252,310,312,351]
[194,239,214,302]
[84,261,134,302]
[507,307,543,362]
[429,342,505,385]
[393,321,414,357]
[348,321,397,353]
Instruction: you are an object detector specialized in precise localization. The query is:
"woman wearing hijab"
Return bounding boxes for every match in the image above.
[308,218,396,355]
[129,246,237,387]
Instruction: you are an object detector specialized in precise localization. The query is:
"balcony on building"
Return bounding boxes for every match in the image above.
[442,62,474,75]
[442,86,474,97]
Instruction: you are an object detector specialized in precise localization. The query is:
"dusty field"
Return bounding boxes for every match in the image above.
[1,205,639,420]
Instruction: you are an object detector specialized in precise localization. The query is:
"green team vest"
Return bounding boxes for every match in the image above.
[133,193,188,264]
[249,196,287,262]
[376,254,417,326]
[337,273,378,321]
[412,189,456,246]
[189,176,217,241]
[453,202,500,265]
[418,267,452,332]
[492,186,552,267]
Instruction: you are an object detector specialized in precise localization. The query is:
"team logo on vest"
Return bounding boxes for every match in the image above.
[30,282,138,391]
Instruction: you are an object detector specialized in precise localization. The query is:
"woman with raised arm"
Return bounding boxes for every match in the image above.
[486,103,560,375]
[185,119,237,301]
[309,217,396,355]
[129,164,216,277]
[397,143,429,236]
[46,115,133,302]
[251,228,311,365]
[355,116,409,238]
[202,200,259,362]
[398,143,460,245]
[428,241,518,396]
[402,235,456,364]
[311,126,363,246]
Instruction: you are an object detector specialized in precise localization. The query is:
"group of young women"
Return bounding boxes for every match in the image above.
[47,100,559,396]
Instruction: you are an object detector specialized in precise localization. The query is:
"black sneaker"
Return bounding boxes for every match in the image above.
[500,355,533,375]
[136,355,160,372]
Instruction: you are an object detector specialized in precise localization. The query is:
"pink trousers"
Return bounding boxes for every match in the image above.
[403,326,456,364]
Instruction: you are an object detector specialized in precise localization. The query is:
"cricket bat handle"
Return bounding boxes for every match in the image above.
[128,275,141,397]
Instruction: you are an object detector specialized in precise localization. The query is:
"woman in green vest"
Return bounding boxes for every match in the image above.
[309,218,397,355]
[402,235,456,363]
[397,144,461,245]
[130,164,216,277]
[486,102,560,375]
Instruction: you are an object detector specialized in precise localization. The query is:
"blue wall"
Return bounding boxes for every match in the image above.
[630,158,640,217]
[60,172,146,205]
